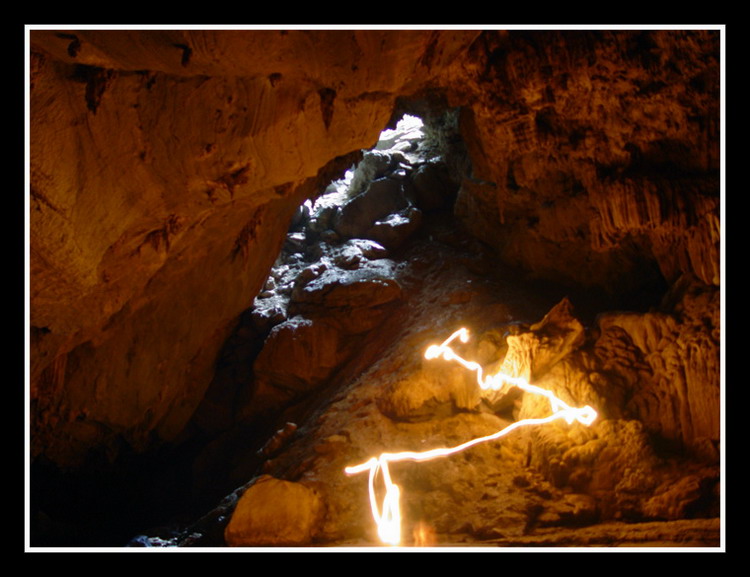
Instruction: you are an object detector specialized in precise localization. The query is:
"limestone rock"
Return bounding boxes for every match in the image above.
[29,28,721,548]
[29,28,478,467]
[377,368,478,423]
[347,149,411,197]
[643,470,720,520]
[224,475,323,546]
[230,220,719,547]
[498,297,585,385]
[329,239,388,270]
[374,117,424,153]
[333,177,411,240]
[30,29,719,472]
[367,206,424,250]
[253,316,344,392]
[249,299,287,333]
[595,276,720,451]
[451,30,720,292]
[329,152,425,250]
[289,262,403,333]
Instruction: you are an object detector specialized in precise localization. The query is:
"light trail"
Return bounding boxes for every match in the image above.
[345,327,598,546]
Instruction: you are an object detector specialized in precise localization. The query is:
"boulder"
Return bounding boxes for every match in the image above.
[347,149,410,197]
[224,475,323,546]
[253,316,344,392]
[291,261,402,312]
[333,177,410,240]
[330,239,388,270]
[367,206,423,250]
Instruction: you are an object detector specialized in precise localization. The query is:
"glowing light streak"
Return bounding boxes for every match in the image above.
[345,328,598,546]
[424,329,597,425]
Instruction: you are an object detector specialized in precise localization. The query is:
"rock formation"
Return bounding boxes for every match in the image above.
[30,29,478,465]
[28,28,721,548]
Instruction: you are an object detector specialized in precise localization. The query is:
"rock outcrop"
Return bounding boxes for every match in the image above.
[29,29,479,466]
[241,233,719,547]
[448,30,720,293]
[224,475,323,547]
[28,28,721,548]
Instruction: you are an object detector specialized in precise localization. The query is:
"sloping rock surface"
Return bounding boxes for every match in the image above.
[29,29,721,549]
[30,29,478,466]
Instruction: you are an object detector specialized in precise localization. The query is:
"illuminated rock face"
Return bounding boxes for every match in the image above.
[450,30,720,292]
[29,29,720,547]
[29,29,479,465]
[224,475,323,546]
[261,245,719,547]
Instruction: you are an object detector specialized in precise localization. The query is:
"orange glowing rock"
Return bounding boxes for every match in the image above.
[225,475,323,546]
[345,327,598,546]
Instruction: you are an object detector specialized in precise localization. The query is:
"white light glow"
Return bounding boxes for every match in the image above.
[345,327,598,546]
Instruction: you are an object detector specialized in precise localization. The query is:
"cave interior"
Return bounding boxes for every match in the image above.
[27,27,723,549]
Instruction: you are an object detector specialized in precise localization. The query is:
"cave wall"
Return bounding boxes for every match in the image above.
[445,30,720,292]
[28,28,721,469]
[29,29,481,465]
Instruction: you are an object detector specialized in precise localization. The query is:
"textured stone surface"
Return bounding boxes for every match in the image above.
[29,28,721,548]
[30,29,719,467]
[256,229,720,547]
[29,29,478,465]
[224,475,323,546]
[499,297,586,383]
[595,276,721,451]
[448,30,720,292]
[253,317,344,393]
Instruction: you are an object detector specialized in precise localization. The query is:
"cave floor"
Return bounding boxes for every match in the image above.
[321,518,721,549]
[32,212,722,551]
[195,213,722,551]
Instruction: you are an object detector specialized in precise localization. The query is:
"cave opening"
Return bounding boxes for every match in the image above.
[28,28,722,550]
[141,105,685,547]
[175,107,472,528]
[32,102,698,549]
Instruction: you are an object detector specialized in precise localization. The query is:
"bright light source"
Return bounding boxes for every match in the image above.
[376,114,424,148]
[345,327,598,546]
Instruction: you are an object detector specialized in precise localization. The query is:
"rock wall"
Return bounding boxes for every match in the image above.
[29,29,480,466]
[446,30,720,292]
[29,28,721,476]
